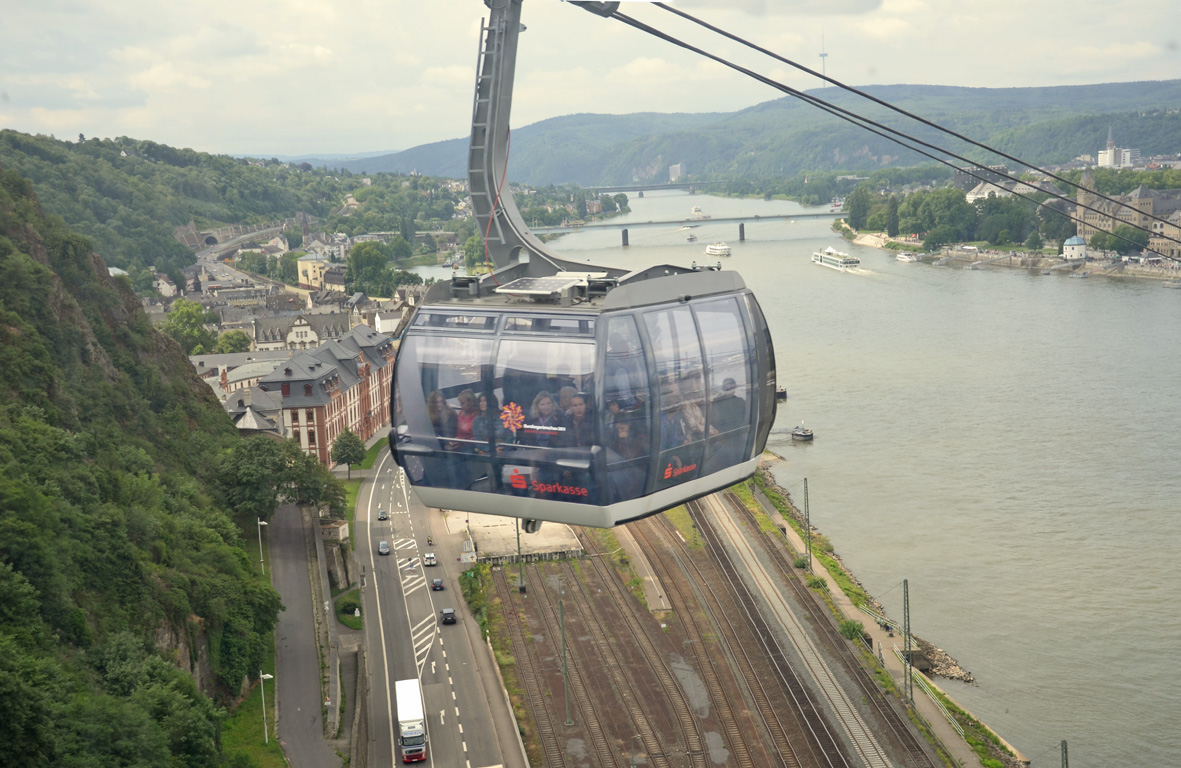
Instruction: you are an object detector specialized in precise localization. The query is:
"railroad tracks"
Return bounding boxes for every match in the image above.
[722,491,940,768]
[490,486,940,768]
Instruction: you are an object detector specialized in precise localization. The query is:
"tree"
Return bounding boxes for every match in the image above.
[1111,223,1149,255]
[886,195,900,237]
[612,193,630,212]
[282,228,303,250]
[214,330,252,354]
[1024,231,1044,251]
[330,429,365,480]
[846,186,873,230]
[159,298,218,355]
[464,234,484,271]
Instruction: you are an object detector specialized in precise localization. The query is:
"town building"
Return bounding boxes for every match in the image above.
[1096,126,1141,169]
[1062,235,1087,261]
[1075,168,1181,243]
[256,325,396,465]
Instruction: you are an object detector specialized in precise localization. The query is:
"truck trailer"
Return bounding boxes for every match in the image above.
[394,678,428,762]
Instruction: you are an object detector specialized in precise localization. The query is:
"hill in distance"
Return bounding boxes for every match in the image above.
[293,79,1181,186]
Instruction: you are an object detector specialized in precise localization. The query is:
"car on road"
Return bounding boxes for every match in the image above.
[440,608,456,624]
[423,552,436,566]
[378,541,390,556]
[431,578,444,591]
[377,509,389,520]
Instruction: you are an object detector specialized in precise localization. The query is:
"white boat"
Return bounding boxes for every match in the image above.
[1163,280,1181,289]
[896,253,918,262]
[812,246,860,271]
[689,205,711,221]
[705,242,731,257]
[686,234,698,242]
[791,425,814,441]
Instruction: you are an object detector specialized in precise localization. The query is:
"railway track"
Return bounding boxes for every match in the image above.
[527,563,625,768]
[724,491,940,768]
[687,496,857,767]
[492,569,568,767]
[630,517,767,768]
[576,536,710,767]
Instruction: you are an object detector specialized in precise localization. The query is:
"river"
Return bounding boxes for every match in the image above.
[415,190,1181,766]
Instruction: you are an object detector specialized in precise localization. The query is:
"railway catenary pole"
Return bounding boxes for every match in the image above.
[804,478,812,572]
[562,598,573,726]
[903,579,913,704]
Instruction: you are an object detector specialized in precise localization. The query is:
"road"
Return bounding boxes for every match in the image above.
[358,449,519,768]
[271,503,341,768]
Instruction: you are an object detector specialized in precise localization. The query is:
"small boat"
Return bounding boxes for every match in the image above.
[705,242,731,257]
[1163,280,1181,288]
[791,425,814,442]
[689,205,711,221]
[686,234,698,242]
[896,253,918,262]
[812,246,860,271]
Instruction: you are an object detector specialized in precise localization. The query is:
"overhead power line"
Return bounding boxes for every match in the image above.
[571,2,1179,257]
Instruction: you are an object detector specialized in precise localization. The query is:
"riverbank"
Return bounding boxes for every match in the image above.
[754,455,976,682]
[746,459,1026,767]
[848,228,1181,283]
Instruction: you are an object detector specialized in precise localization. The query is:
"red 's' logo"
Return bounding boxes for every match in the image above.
[509,468,527,489]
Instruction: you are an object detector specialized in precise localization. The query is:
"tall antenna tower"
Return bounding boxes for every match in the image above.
[818,27,828,87]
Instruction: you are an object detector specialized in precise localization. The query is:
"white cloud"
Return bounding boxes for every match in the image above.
[128,64,211,92]
[0,0,1176,155]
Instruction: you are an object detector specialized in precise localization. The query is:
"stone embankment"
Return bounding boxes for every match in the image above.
[756,458,975,685]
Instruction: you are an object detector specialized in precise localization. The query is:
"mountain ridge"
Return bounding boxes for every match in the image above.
[297,79,1181,185]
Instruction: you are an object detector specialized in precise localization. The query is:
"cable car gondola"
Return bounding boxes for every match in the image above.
[388,0,777,531]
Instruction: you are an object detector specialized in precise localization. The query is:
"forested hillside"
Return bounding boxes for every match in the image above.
[329,80,1181,185]
[0,131,350,284]
[0,167,335,766]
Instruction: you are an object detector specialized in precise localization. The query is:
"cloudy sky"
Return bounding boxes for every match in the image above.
[2,0,1177,157]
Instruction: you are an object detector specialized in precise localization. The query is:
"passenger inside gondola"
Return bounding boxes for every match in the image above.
[606,418,647,502]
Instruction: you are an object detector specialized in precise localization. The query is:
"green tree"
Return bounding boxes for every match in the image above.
[464,234,484,271]
[330,429,365,480]
[282,228,303,249]
[1089,231,1113,252]
[214,330,252,354]
[1111,223,1150,254]
[159,298,218,354]
[886,195,900,237]
[1024,230,1044,251]
[846,186,873,229]
[612,193,630,212]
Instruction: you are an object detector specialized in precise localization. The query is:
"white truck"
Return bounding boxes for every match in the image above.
[394,678,428,763]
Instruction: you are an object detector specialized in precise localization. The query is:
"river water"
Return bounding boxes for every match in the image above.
[415,190,1181,766]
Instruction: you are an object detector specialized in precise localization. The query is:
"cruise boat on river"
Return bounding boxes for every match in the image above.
[689,205,711,221]
[705,242,731,257]
[896,252,918,263]
[812,246,860,271]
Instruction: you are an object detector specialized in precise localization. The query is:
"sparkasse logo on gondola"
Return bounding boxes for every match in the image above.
[663,462,697,479]
[532,480,589,497]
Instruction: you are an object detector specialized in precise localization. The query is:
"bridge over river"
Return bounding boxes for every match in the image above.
[533,209,842,236]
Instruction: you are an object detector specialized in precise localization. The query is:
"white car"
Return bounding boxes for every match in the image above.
[423,552,437,566]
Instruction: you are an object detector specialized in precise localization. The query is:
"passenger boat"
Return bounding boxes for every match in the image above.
[686,234,698,242]
[705,242,731,257]
[812,246,860,271]
[791,425,814,441]
[896,253,918,262]
[689,205,711,221]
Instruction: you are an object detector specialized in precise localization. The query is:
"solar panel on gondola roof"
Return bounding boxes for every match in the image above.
[495,276,583,295]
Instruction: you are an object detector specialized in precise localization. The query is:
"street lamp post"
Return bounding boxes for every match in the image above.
[257,519,268,575]
[260,672,274,744]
